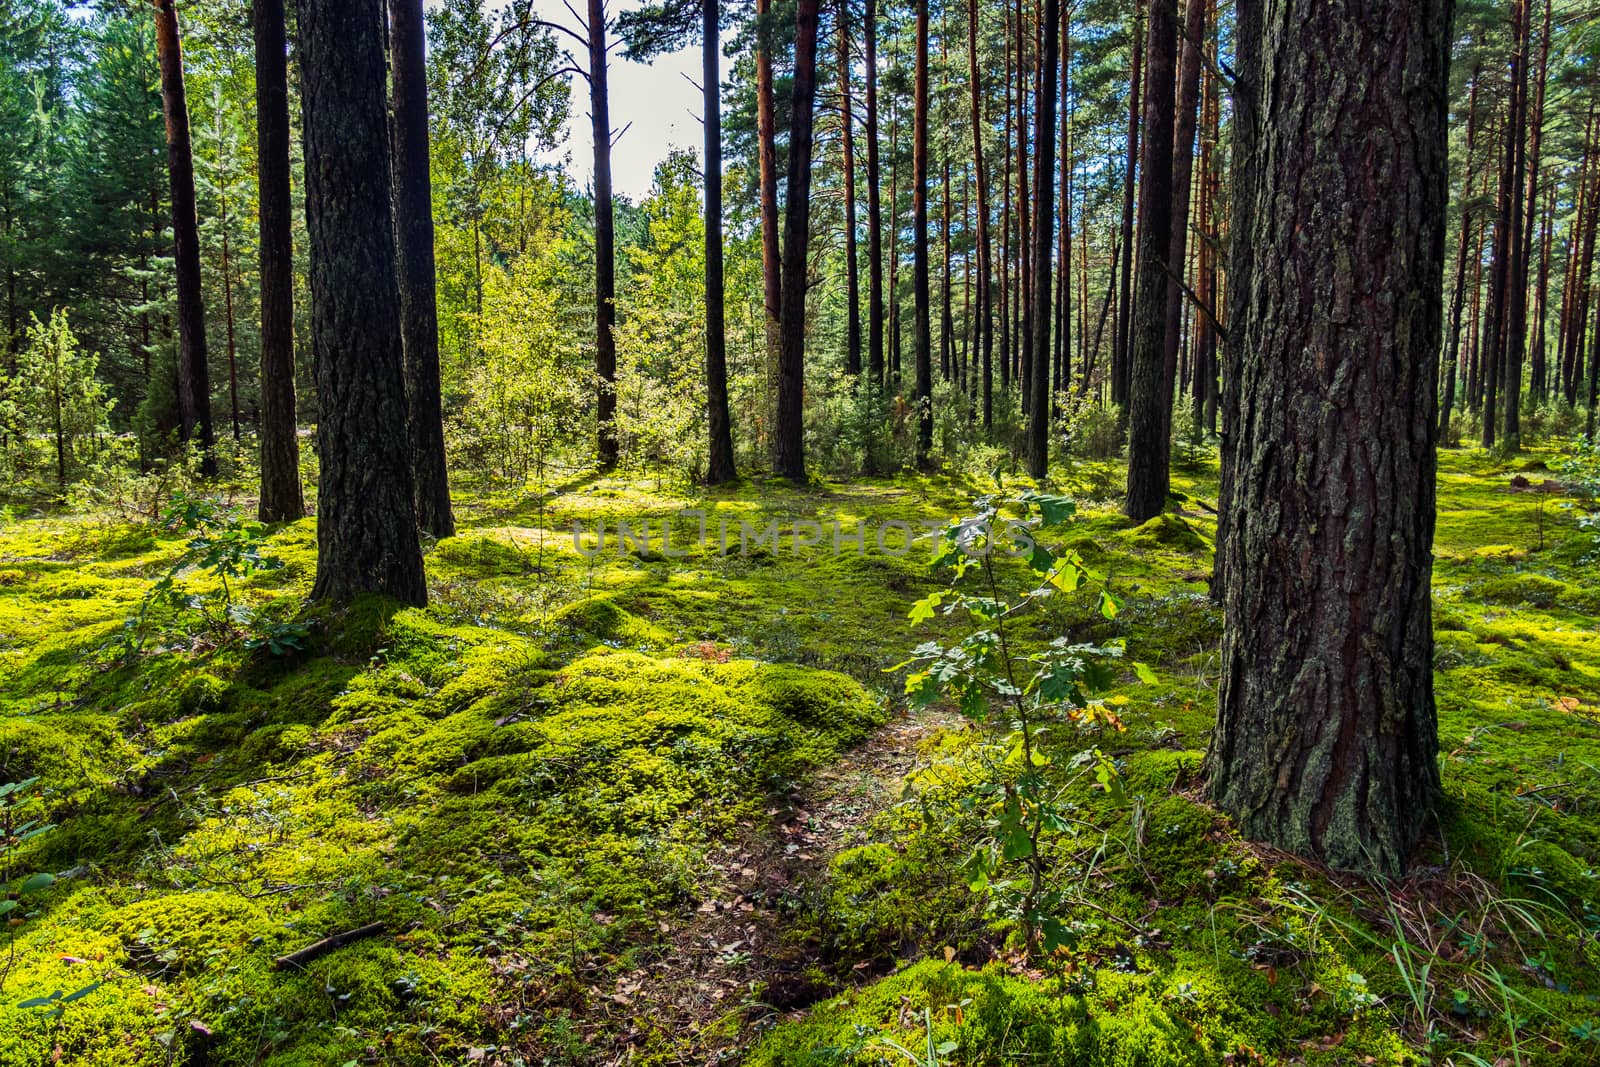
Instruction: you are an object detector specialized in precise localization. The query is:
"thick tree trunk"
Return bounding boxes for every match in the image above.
[254,0,303,523]
[590,0,618,469]
[1207,0,1449,877]
[298,0,426,606]
[390,0,455,536]
[704,0,736,484]
[773,0,819,482]
[864,0,886,395]
[1122,0,1176,521]
[839,5,862,381]
[152,0,214,475]
[965,1,992,429]
[912,0,933,464]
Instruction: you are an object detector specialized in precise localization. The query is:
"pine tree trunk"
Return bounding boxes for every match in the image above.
[966,0,993,430]
[1438,65,1481,440]
[254,0,303,523]
[704,0,736,484]
[912,0,933,464]
[1025,0,1059,478]
[1481,0,1528,450]
[838,6,862,381]
[590,0,618,469]
[1113,0,1144,410]
[757,0,784,445]
[153,0,214,475]
[390,0,455,536]
[1122,0,1176,521]
[298,0,426,606]
[864,0,886,396]
[1501,0,1536,450]
[1159,0,1204,447]
[1206,0,1450,877]
[773,0,819,482]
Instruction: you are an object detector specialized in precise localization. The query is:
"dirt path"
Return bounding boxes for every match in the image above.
[577,703,965,1066]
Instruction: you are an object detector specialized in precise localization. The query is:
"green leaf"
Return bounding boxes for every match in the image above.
[1021,492,1077,526]
[1132,661,1158,685]
[1098,589,1120,619]
[19,872,54,895]
[17,993,62,1009]
[59,982,102,1004]
[908,591,945,625]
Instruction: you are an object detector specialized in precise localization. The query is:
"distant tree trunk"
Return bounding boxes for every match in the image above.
[1501,0,1535,450]
[912,0,933,464]
[219,190,240,441]
[1512,0,1550,422]
[1122,0,1176,522]
[298,0,426,606]
[999,34,1012,397]
[590,0,619,469]
[1013,0,1029,404]
[153,0,214,475]
[1025,0,1059,479]
[1206,0,1449,877]
[1562,109,1599,407]
[966,0,992,430]
[773,0,819,482]
[1531,182,1553,403]
[1056,8,1072,403]
[1211,0,1257,598]
[839,4,862,381]
[1481,0,1528,449]
[704,0,736,484]
[1113,0,1144,410]
[1438,64,1481,440]
[254,0,303,523]
[1159,0,1204,447]
[390,0,455,536]
[864,0,886,395]
[1192,7,1220,436]
[756,0,784,431]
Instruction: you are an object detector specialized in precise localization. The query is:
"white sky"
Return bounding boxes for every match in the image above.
[428,0,713,202]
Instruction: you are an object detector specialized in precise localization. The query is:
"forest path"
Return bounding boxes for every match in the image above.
[580,701,965,1066]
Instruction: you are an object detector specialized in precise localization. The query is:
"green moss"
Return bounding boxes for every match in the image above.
[1127,514,1208,552]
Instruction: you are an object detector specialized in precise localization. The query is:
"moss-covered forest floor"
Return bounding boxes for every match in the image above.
[1,448,1598,1066]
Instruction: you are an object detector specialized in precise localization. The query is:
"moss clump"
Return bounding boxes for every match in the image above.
[1128,514,1208,552]
[1475,573,1568,609]
[547,594,670,647]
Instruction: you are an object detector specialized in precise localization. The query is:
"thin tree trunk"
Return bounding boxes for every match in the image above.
[839,4,862,381]
[1158,0,1203,450]
[220,190,240,441]
[153,0,214,475]
[1207,0,1449,877]
[1122,0,1176,521]
[1531,180,1553,402]
[1025,0,1059,478]
[757,0,783,439]
[298,0,426,606]
[391,0,455,535]
[967,0,992,429]
[773,0,820,481]
[1114,0,1144,410]
[1481,0,1528,449]
[912,0,933,464]
[865,0,886,396]
[704,0,736,484]
[1502,0,1537,450]
[1438,64,1481,440]
[590,0,618,469]
[254,0,302,522]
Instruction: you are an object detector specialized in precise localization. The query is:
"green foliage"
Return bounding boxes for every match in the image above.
[896,488,1139,955]
[0,310,114,494]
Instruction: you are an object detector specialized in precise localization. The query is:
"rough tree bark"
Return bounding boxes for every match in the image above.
[773,0,820,482]
[298,0,426,606]
[1206,0,1451,877]
[1160,0,1205,446]
[390,0,455,537]
[1122,0,1176,521]
[152,0,214,475]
